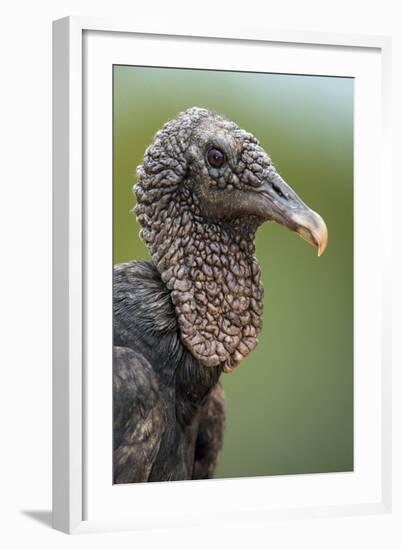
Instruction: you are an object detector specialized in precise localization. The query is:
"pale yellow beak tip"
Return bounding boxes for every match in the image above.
[294,210,328,257]
[317,219,328,257]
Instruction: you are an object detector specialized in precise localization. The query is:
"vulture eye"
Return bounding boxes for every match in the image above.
[206,147,226,168]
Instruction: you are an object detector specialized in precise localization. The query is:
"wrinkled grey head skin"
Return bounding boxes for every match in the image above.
[134,107,327,372]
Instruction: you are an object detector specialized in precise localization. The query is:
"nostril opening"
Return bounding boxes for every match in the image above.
[272,182,287,200]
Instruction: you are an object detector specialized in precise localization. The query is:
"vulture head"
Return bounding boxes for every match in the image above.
[135,107,328,372]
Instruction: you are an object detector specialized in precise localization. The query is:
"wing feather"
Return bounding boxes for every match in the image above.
[113,346,167,483]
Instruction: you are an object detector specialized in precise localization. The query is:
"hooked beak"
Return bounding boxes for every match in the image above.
[293,210,328,257]
[255,170,328,256]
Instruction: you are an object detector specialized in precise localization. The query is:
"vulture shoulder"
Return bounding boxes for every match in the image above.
[113,260,226,482]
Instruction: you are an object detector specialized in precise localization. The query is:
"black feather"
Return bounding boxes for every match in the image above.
[113,261,225,483]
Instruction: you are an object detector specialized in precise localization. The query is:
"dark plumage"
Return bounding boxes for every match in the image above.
[113,261,224,482]
[113,107,328,483]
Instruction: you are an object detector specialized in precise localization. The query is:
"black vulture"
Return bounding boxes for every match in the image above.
[113,107,328,483]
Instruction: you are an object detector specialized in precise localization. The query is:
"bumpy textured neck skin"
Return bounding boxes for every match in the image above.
[134,108,265,372]
[141,196,263,372]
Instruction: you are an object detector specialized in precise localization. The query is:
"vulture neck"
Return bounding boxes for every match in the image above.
[152,196,264,373]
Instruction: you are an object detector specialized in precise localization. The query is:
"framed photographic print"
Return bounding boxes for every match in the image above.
[52,17,392,533]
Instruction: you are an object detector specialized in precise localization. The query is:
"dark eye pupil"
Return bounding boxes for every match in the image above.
[207,147,225,168]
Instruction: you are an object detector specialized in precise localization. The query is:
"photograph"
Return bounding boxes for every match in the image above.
[2,3,390,543]
[112,65,354,484]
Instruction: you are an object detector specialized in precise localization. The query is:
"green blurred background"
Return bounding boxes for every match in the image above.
[113,65,353,478]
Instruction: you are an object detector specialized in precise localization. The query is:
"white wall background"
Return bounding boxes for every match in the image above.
[0,1,399,548]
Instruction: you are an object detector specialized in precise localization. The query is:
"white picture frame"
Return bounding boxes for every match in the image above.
[52,16,392,534]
